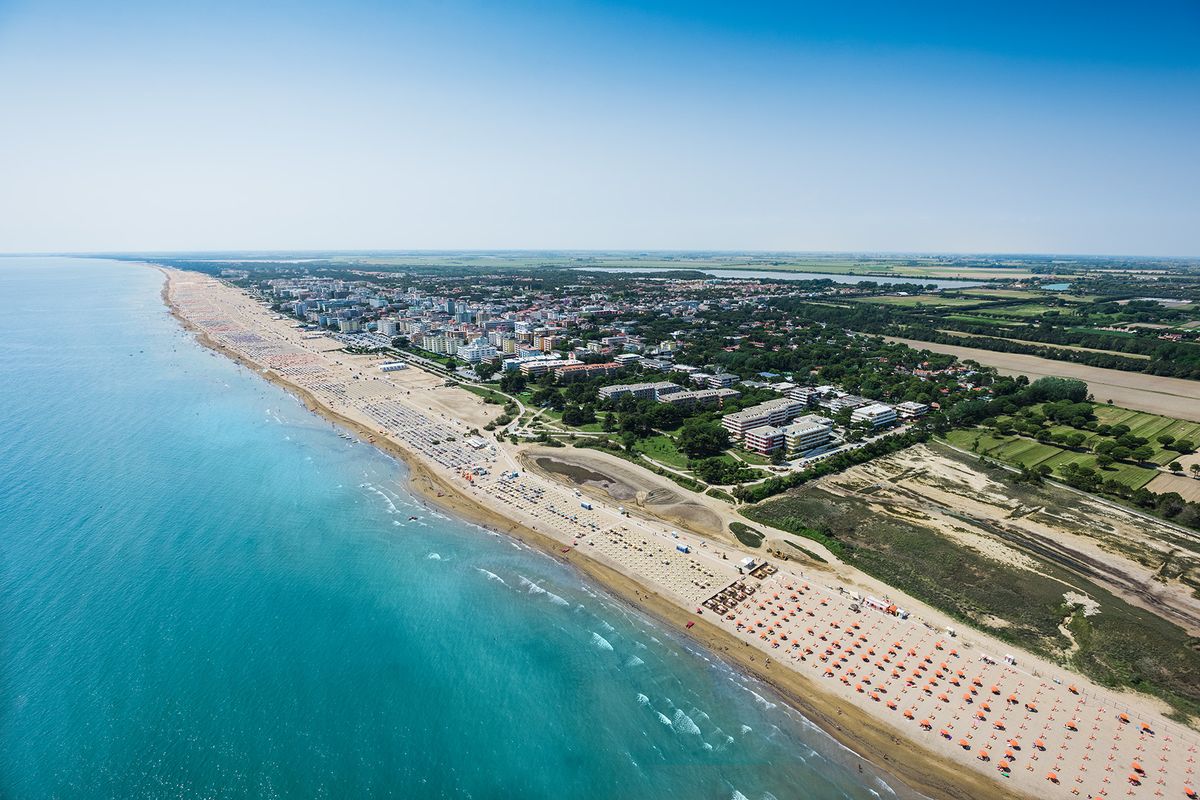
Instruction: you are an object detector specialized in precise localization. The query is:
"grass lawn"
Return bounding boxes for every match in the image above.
[988,302,1061,318]
[637,434,690,468]
[991,438,1060,467]
[943,314,1027,326]
[1092,406,1200,465]
[732,449,772,465]
[943,427,1157,489]
[1037,451,1157,489]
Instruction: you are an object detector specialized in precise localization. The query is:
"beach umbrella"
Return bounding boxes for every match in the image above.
[1046,772,1059,783]
[1068,684,1079,694]
[1066,720,1078,731]
[886,700,897,710]
[1127,774,1140,785]
[959,739,970,749]
[939,729,950,738]
[1034,739,1046,750]
[1009,739,1020,749]
[1132,761,1143,773]
[919,719,931,729]
[978,749,989,761]
[903,709,914,719]
[998,760,1010,771]
[1118,712,1131,723]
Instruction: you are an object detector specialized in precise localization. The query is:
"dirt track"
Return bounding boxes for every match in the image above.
[884,336,1200,421]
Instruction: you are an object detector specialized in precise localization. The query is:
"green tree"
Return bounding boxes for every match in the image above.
[678,419,730,458]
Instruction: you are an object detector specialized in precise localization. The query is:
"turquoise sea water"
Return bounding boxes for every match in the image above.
[0,258,906,800]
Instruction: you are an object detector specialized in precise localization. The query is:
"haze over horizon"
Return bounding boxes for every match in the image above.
[1,0,1197,256]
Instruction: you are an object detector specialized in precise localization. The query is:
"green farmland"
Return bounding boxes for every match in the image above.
[942,428,1159,489]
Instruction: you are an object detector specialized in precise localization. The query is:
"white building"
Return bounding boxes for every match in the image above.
[706,373,739,389]
[659,388,740,407]
[598,381,682,401]
[851,403,897,428]
[721,397,809,441]
[458,338,499,364]
[787,385,820,406]
[895,401,929,418]
[781,415,835,455]
[830,394,869,413]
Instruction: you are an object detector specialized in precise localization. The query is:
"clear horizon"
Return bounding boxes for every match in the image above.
[1,0,1197,256]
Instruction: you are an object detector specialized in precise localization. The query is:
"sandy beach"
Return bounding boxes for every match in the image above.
[161,267,1200,800]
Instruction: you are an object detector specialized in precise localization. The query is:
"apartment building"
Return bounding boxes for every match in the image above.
[781,415,835,455]
[721,397,809,441]
[851,403,898,428]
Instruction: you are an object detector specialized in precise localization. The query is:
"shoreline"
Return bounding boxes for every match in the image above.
[157,268,1014,800]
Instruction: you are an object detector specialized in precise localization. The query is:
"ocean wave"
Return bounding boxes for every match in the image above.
[672,709,701,736]
[656,712,673,726]
[748,689,776,711]
[730,792,750,800]
[599,619,615,632]
[426,552,442,560]
[740,725,753,735]
[518,575,570,606]
[475,568,507,586]
[590,632,613,651]
[360,483,398,514]
[625,656,644,668]
[636,693,650,706]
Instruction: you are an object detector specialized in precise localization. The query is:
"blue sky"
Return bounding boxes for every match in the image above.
[0,0,1197,255]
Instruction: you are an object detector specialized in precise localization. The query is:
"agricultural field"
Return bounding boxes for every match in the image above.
[942,313,1027,326]
[986,302,1063,318]
[942,427,1160,489]
[883,336,1200,421]
[850,295,987,308]
[959,288,1049,300]
[1092,406,1200,457]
